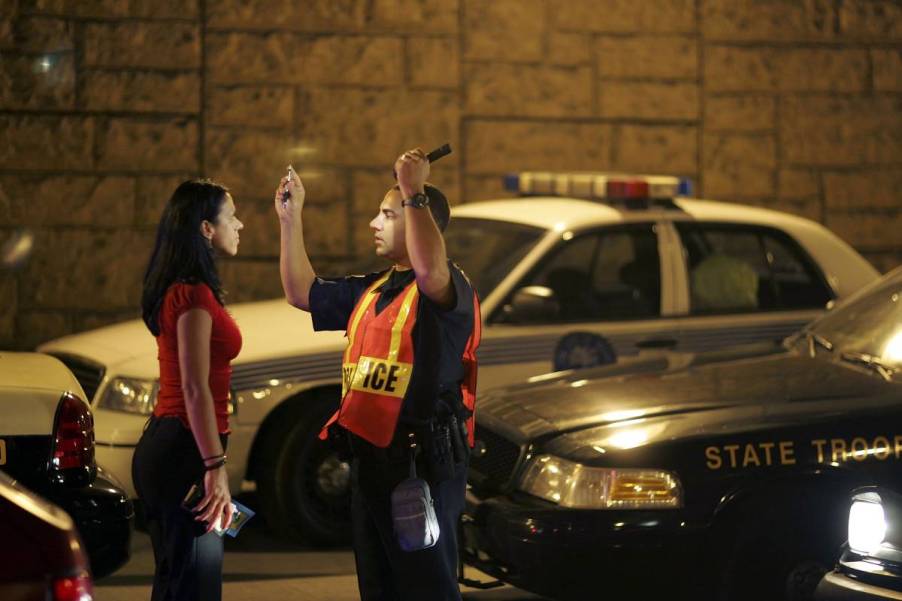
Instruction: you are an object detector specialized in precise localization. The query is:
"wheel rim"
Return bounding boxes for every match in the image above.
[291,436,351,533]
[316,453,350,496]
[784,560,827,601]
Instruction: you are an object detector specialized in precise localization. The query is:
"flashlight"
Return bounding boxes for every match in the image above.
[393,143,452,179]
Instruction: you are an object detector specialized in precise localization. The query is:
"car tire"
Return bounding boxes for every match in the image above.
[721,532,831,601]
[256,390,351,546]
[715,494,841,601]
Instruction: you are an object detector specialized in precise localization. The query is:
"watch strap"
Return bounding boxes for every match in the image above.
[402,192,430,209]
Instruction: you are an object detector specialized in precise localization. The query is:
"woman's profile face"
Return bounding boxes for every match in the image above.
[209,193,243,257]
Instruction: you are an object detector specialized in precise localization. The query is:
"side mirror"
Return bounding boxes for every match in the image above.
[501,286,559,323]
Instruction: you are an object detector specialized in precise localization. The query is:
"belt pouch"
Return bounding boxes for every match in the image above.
[391,434,440,552]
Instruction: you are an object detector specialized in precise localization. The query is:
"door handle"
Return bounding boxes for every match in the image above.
[636,338,677,349]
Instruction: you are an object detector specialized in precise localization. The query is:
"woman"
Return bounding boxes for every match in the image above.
[133,179,243,601]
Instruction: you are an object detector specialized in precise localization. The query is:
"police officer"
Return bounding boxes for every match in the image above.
[274,148,480,601]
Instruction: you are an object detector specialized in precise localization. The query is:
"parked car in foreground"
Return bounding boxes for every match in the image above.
[462,265,902,601]
[39,172,878,544]
[0,352,133,578]
[0,470,94,601]
[815,486,902,600]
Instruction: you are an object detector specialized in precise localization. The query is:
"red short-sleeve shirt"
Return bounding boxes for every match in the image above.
[153,282,242,433]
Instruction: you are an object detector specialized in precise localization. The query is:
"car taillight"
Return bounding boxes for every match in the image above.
[52,571,94,601]
[49,392,96,486]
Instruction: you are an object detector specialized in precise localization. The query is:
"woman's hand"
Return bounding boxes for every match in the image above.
[194,465,233,533]
[274,166,305,225]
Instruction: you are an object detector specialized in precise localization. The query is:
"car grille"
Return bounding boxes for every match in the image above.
[52,355,105,402]
[469,426,522,491]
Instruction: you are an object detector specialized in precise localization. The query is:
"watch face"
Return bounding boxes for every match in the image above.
[405,193,429,208]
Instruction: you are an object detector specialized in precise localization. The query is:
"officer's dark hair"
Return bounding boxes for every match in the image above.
[393,183,450,232]
[141,179,228,336]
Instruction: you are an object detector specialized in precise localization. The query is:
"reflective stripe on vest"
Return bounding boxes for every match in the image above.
[344,282,418,400]
[329,271,419,448]
[340,270,392,399]
[319,270,482,449]
[461,293,482,447]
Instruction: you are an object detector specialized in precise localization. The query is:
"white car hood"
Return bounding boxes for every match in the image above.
[39,298,346,378]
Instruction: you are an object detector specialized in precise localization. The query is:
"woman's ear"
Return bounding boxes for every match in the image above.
[200,220,215,241]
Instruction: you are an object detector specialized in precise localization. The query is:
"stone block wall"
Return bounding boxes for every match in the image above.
[0,0,900,349]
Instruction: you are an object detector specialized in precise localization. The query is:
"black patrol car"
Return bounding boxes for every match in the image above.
[463,265,902,601]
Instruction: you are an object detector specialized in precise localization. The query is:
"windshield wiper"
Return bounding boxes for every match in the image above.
[789,330,834,357]
[839,351,898,382]
[810,333,834,353]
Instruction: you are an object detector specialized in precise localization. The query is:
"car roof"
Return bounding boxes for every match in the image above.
[452,196,817,233]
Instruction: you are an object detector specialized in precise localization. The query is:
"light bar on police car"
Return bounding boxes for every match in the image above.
[503,172,692,200]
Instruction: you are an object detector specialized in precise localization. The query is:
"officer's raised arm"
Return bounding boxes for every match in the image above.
[274,168,316,311]
[394,148,454,309]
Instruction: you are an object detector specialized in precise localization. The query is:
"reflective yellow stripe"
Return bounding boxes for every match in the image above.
[341,362,356,398]
[388,284,419,362]
[343,271,392,365]
[342,271,392,397]
[350,356,412,399]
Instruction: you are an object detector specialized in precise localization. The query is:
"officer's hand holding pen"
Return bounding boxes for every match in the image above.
[274,165,305,224]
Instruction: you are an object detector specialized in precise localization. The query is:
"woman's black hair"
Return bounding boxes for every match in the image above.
[141,179,229,336]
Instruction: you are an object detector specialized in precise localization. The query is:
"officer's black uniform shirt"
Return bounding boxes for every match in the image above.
[309,261,475,427]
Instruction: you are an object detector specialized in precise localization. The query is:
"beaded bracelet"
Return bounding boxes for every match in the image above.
[204,458,227,471]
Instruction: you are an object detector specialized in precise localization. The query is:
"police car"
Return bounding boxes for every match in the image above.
[462,264,902,601]
[38,172,878,545]
[0,352,133,579]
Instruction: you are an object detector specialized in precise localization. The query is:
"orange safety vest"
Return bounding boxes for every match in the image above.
[319,269,481,448]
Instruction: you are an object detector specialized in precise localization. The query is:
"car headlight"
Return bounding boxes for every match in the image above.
[518,454,682,509]
[849,494,886,555]
[97,377,158,415]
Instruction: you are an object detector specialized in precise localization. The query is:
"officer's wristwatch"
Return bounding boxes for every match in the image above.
[401,192,430,209]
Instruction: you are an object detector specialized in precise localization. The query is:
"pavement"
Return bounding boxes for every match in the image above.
[94,498,548,601]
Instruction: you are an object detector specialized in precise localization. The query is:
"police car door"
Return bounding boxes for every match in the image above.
[479,222,682,391]
[669,221,834,354]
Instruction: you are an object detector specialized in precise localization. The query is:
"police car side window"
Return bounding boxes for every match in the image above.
[499,225,660,324]
[592,228,661,319]
[761,234,833,309]
[676,223,832,314]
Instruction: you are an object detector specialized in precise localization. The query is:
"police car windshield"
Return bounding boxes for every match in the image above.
[345,217,544,300]
[809,270,902,369]
[442,218,544,299]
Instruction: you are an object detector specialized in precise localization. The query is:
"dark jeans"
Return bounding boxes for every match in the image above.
[132,416,228,601]
[350,436,468,601]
